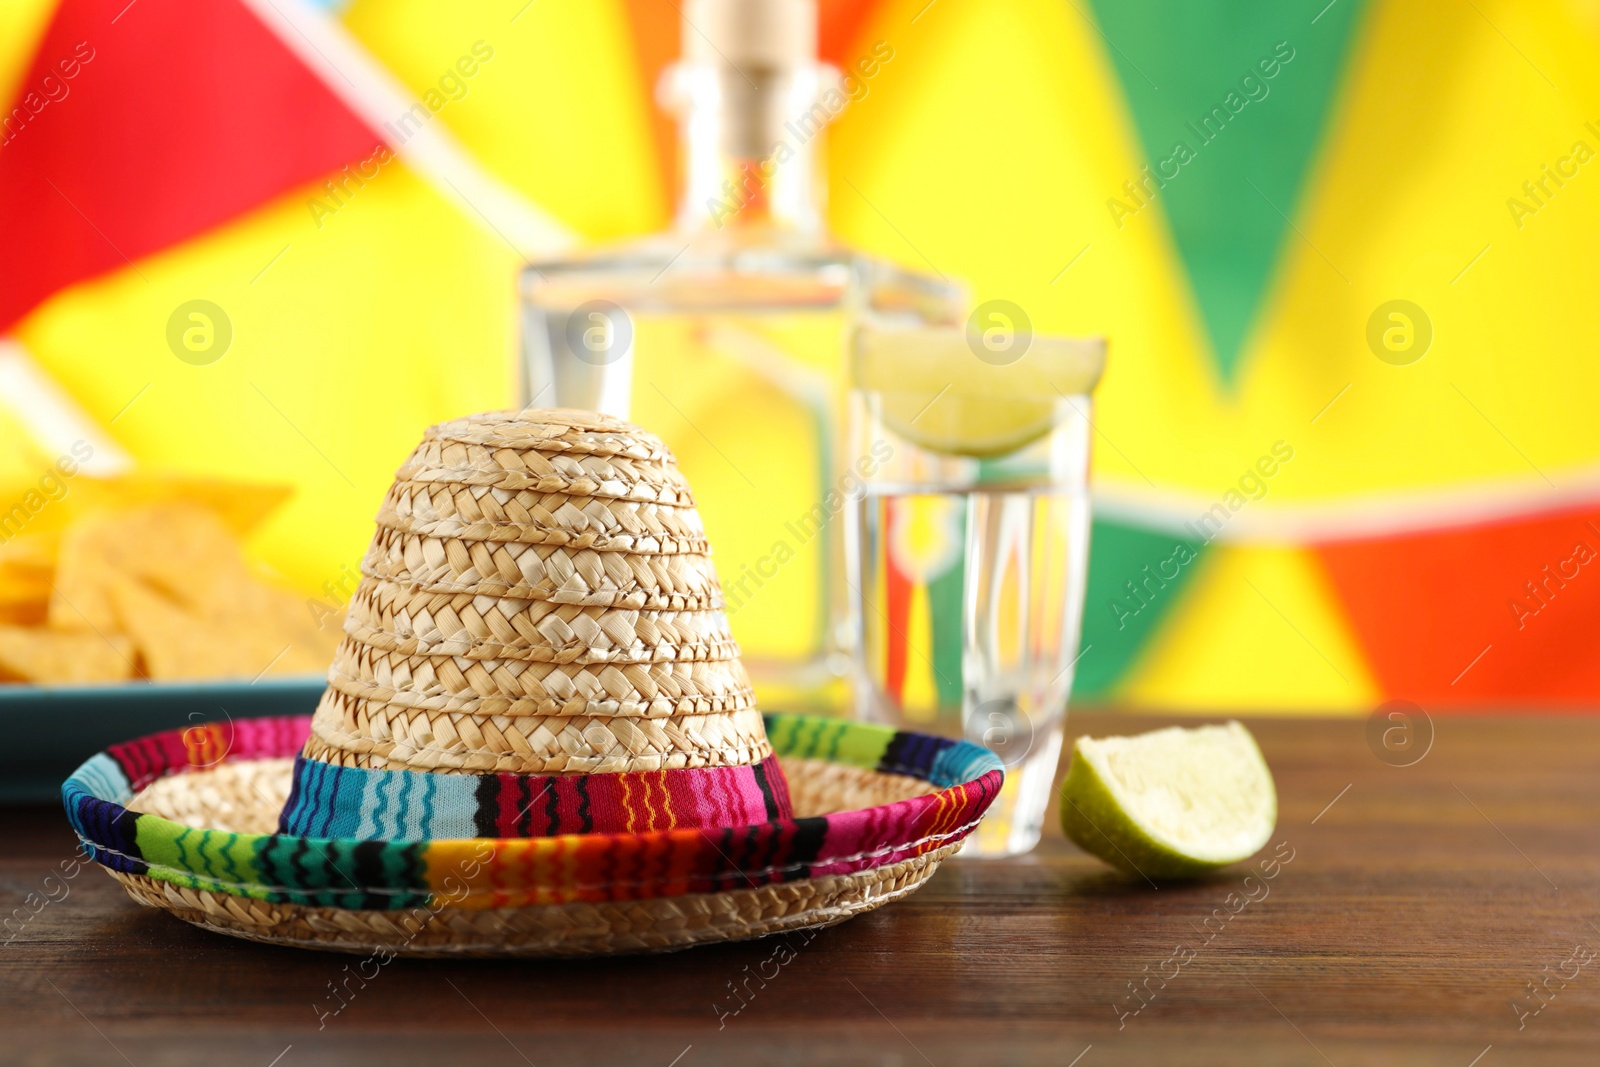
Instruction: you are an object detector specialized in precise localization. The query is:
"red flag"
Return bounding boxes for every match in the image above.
[0,0,382,330]
[1319,505,1600,708]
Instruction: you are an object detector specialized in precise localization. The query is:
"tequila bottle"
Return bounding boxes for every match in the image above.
[519,0,963,710]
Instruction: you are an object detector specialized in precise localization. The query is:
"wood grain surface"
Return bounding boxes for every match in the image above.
[3,712,1598,1066]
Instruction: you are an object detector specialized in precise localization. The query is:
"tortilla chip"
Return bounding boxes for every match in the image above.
[77,474,293,539]
[0,528,60,570]
[109,576,328,681]
[0,561,50,618]
[0,599,48,627]
[5,488,333,685]
[50,502,253,630]
[0,533,59,626]
[212,579,342,675]
[0,626,135,684]
[108,578,252,681]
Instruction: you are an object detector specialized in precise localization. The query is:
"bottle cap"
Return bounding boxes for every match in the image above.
[682,0,817,69]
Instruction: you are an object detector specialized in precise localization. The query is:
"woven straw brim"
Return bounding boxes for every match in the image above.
[100,751,957,957]
[64,713,1004,958]
[107,758,948,957]
[106,847,951,957]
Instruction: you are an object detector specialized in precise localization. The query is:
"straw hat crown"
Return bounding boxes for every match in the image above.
[282,408,790,840]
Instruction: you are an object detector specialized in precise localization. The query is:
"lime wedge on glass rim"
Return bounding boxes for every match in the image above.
[1059,722,1278,879]
[853,326,1105,459]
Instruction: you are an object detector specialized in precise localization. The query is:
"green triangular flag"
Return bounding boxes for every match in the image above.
[1087,0,1368,383]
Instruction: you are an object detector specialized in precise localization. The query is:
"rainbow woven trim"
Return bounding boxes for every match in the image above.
[277,754,792,839]
[62,714,1003,911]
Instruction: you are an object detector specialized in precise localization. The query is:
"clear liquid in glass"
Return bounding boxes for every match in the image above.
[845,378,1097,857]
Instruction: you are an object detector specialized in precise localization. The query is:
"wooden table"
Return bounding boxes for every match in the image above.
[5,713,1599,1065]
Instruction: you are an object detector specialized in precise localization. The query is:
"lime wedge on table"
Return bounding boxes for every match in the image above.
[1059,722,1277,879]
[854,327,1104,459]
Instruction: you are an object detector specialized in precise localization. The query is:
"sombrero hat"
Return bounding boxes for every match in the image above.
[61,409,1003,956]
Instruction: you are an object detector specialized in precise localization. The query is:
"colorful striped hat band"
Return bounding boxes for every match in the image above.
[277,754,792,840]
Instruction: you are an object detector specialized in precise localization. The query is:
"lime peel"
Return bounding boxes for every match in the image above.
[1059,721,1277,879]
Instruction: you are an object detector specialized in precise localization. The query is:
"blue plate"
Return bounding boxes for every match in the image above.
[0,676,325,803]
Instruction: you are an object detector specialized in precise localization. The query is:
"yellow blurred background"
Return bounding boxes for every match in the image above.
[5,0,1600,712]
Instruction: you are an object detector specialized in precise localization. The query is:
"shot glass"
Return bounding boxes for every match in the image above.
[845,322,1105,856]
